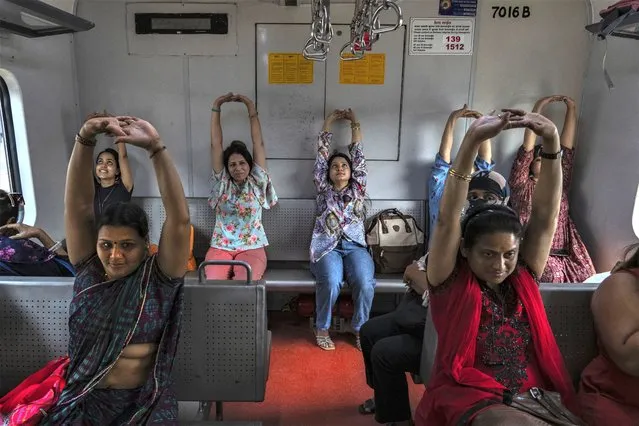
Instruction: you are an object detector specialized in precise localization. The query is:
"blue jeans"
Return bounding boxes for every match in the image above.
[310,239,376,332]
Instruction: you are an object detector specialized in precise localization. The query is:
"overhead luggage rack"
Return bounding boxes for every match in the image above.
[0,0,94,38]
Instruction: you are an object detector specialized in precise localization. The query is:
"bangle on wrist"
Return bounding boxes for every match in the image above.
[49,240,62,253]
[75,133,96,147]
[149,145,167,159]
[211,106,220,112]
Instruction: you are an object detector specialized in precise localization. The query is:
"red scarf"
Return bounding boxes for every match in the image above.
[415,261,578,425]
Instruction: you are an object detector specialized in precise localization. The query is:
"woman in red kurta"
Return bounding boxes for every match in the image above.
[414,109,581,425]
[577,245,639,425]
[508,95,595,283]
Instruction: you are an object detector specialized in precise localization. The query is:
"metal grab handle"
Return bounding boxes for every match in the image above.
[339,41,365,60]
[312,5,333,44]
[370,1,403,35]
[197,260,253,284]
[303,38,329,61]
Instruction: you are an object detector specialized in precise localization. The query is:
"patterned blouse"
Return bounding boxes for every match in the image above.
[431,262,546,395]
[508,146,574,252]
[310,131,368,263]
[209,164,278,252]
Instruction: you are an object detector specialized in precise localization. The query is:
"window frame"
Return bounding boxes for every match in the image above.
[0,76,21,194]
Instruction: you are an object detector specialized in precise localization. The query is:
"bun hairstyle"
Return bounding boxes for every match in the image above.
[0,189,19,226]
[461,203,523,249]
[223,140,253,173]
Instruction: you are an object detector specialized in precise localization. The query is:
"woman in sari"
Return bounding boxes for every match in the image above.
[414,109,582,425]
[43,114,191,424]
[577,244,639,424]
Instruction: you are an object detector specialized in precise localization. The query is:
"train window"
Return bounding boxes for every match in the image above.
[0,76,19,194]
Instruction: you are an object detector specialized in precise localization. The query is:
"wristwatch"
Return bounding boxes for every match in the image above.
[539,149,563,160]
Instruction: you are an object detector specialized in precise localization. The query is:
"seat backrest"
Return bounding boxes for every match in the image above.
[419,283,599,387]
[540,283,599,386]
[0,277,72,395]
[173,281,269,402]
[133,197,426,261]
[0,277,270,403]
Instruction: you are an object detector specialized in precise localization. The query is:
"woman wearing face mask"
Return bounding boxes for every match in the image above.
[205,93,278,281]
[508,95,594,283]
[414,109,583,425]
[5,114,191,424]
[93,114,134,219]
[310,108,375,351]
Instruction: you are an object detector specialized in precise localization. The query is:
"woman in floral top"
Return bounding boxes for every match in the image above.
[311,108,376,351]
[508,95,595,283]
[206,93,278,281]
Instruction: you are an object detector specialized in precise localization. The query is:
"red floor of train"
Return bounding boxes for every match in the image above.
[218,312,424,425]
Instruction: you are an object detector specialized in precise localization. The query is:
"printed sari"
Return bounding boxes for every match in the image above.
[41,253,184,425]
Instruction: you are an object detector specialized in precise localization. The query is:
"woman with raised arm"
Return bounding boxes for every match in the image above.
[310,108,375,351]
[205,92,278,281]
[577,244,639,424]
[40,114,191,424]
[428,104,495,242]
[93,114,134,219]
[414,110,583,426]
[508,95,595,283]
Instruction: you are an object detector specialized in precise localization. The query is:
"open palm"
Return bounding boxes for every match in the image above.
[115,117,161,150]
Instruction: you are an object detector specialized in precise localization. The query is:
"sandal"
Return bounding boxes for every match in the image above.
[315,334,335,351]
[358,398,376,415]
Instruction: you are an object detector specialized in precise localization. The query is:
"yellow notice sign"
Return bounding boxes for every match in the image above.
[268,53,314,84]
[339,53,386,85]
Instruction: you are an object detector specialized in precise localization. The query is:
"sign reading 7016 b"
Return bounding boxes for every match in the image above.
[492,6,531,18]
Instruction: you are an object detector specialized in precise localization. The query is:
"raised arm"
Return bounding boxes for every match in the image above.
[116,142,134,192]
[591,272,639,377]
[506,109,562,278]
[427,113,511,286]
[211,93,233,174]
[343,108,366,190]
[559,96,577,150]
[235,94,266,170]
[314,110,340,192]
[65,117,126,265]
[439,104,471,163]
[116,117,191,278]
[521,96,558,152]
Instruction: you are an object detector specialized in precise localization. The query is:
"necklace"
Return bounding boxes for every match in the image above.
[98,184,117,215]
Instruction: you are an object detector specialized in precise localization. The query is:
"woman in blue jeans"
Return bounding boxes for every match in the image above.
[310,108,376,351]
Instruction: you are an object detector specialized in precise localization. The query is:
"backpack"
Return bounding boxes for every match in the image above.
[365,208,425,274]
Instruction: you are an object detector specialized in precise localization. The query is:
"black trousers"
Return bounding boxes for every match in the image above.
[360,290,428,423]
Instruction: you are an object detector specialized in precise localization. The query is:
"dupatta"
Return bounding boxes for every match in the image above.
[415,261,578,425]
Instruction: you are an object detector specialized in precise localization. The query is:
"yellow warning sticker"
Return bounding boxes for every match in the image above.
[339,53,386,85]
[268,53,314,84]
